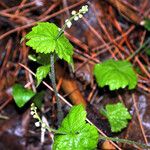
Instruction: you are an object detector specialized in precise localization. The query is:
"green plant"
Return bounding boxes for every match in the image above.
[11,4,150,150]
[31,104,99,150]
[31,103,150,150]
[100,103,131,132]
[12,84,35,107]
[24,5,89,123]
[25,22,73,64]
[94,59,137,90]
[13,5,89,109]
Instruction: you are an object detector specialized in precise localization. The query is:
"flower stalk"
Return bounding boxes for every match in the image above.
[55,5,88,39]
[51,5,89,125]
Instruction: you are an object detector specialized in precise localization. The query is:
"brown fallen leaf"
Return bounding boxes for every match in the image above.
[55,63,87,107]
[102,140,116,150]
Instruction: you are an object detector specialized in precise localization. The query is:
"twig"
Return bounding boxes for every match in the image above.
[132,94,148,145]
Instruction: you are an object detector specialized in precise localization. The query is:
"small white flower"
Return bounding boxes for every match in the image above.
[81,5,88,13]
[31,107,34,110]
[83,5,88,10]
[65,19,72,28]
[74,16,79,21]
[35,122,40,127]
[33,114,37,118]
[30,111,34,115]
[41,127,46,132]
[66,20,72,28]
[58,28,61,31]
[71,10,76,15]
[78,14,83,18]
[31,103,34,107]
[41,123,46,128]
[79,9,82,13]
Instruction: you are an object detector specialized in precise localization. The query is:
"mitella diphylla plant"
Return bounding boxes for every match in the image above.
[65,5,88,28]
[30,103,58,133]
[30,103,99,150]
[24,5,89,124]
[30,103,150,150]
[12,4,150,150]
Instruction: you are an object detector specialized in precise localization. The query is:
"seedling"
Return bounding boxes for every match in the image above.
[24,5,89,123]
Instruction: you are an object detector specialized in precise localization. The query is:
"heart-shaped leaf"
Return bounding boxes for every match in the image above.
[25,22,73,64]
[94,59,137,90]
[12,84,35,107]
[53,105,99,150]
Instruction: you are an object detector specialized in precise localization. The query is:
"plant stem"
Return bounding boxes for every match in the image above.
[99,135,150,149]
[49,53,63,125]
[55,11,84,39]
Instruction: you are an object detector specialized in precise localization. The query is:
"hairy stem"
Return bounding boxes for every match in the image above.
[49,53,63,125]
[99,135,150,149]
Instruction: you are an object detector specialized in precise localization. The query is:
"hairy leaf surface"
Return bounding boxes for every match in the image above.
[53,105,99,150]
[105,103,131,132]
[94,59,137,90]
[12,84,35,107]
[25,22,73,64]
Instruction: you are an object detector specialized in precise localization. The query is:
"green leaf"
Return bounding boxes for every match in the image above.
[142,19,150,31]
[58,105,86,133]
[28,53,51,65]
[36,53,51,65]
[105,103,131,132]
[12,84,35,108]
[25,22,73,64]
[55,33,73,64]
[28,54,37,62]
[53,105,99,150]
[94,59,137,90]
[36,65,50,86]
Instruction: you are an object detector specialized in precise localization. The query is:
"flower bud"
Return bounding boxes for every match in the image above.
[66,20,72,28]
[35,122,40,127]
[78,14,83,18]
[30,111,34,115]
[71,10,76,15]
[74,16,79,21]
